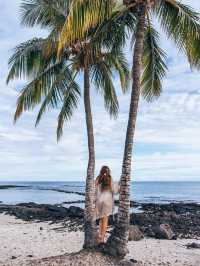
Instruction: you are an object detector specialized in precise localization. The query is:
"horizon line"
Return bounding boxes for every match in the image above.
[0,180,200,183]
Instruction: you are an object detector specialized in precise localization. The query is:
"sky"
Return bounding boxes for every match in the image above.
[0,0,200,182]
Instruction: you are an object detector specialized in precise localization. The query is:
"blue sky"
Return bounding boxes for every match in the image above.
[0,0,200,182]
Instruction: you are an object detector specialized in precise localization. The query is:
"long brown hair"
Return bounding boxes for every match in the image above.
[97,166,112,192]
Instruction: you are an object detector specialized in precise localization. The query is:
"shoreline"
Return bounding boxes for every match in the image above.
[0,213,199,266]
[1,201,200,239]
[0,185,29,190]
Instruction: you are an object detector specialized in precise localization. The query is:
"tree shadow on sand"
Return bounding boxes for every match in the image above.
[27,249,143,266]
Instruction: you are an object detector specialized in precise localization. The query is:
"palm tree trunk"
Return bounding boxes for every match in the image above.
[106,5,146,257]
[83,65,97,249]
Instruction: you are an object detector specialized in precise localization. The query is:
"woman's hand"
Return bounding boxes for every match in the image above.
[112,181,120,194]
[95,176,99,186]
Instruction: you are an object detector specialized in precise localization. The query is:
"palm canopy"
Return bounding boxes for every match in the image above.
[59,0,200,101]
[57,0,114,55]
[7,0,130,140]
[56,44,130,139]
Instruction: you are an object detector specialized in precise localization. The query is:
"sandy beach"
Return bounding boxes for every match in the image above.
[0,214,199,266]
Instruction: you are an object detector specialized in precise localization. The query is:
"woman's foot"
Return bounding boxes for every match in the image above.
[98,236,106,244]
[97,234,102,244]
[98,242,106,248]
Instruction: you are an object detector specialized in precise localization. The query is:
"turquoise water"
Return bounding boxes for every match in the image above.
[0,181,200,205]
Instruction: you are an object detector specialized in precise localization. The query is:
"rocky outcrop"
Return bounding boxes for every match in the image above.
[128,225,144,241]
[186,242,200,249]
[153,224,175,240]
[0,185,28,189]
[129,202,200,239]
[0,202,84,232]
[0,202,199,239]
[41,188,85,196]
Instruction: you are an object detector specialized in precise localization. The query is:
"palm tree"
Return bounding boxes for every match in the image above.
[58,0,200,257]
[70,43,130,248]
[7,0,130,249]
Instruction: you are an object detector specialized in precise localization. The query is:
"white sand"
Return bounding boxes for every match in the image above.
[127,239,200,266]
[0,214,83,266]
[0,214,199,266]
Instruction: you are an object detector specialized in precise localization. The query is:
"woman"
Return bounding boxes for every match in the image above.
[95,166,119,244]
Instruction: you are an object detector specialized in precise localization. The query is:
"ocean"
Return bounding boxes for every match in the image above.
[0,181,200,206]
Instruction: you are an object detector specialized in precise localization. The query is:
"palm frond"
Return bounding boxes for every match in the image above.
[92,6,136,52]
[57,79,81,140]
[185,37,200,70]
[103,49,130,92]
[141,19,168,101]
[20,0,69,29]
[7,38,46,83]
[91,61,119,117]
[154,0,200,53]
[58,0,114,55]
[35,68,79,126]
[14,60,65,122]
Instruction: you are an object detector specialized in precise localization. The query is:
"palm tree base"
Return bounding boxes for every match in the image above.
[104,224,129,258]
[83,221,98,249]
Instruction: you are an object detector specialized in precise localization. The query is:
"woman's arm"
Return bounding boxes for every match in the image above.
[112,179,120,194]
[95,176,100,186]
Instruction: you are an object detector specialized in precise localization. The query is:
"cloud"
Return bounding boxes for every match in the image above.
[0,0,200,181]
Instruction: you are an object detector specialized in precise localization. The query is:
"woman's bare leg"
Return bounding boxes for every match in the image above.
[101,216,108,243]
[98,218,103,243]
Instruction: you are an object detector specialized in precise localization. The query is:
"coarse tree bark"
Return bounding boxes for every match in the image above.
[106,4,146,257]
[83,64,97,248]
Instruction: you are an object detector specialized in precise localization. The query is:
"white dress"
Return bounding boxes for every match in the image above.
[95,181,119,219]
